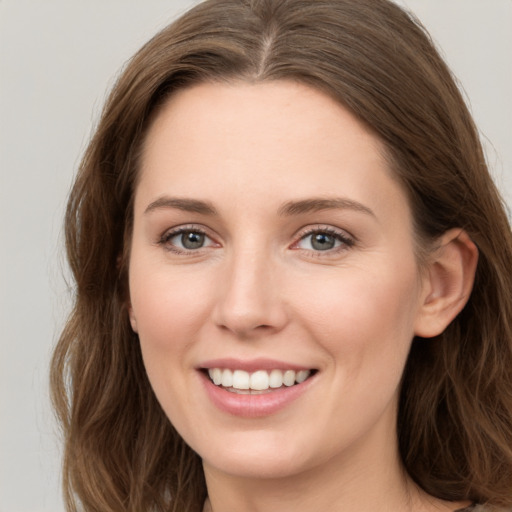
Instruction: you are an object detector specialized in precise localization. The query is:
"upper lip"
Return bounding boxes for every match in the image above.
[198,358,314,372]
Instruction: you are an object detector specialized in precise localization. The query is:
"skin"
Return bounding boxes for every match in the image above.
[128,81,476,512]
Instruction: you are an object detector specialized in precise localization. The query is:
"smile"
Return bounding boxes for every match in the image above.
[199,362,318,417]
[207,368,312,393]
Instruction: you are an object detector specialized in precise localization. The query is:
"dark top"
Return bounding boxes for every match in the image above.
[455,506,509,512]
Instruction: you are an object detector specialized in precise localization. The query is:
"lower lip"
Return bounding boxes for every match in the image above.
[200,372,315,418]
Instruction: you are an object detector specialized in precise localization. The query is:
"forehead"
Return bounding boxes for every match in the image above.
[136,80,409,223]
[142,80,384,165]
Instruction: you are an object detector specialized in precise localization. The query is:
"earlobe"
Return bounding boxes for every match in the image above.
[414,229,478,338]
[128,305,138,333]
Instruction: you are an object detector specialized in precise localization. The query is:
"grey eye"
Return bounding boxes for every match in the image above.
[295,229,352,252]
[310,232,337,251]
[179,231,205,249]
[161,227,216,253]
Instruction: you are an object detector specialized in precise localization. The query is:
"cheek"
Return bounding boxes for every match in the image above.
[291,263,421,436]
[128,263,214,427]
[292,260,421,367]
[128,261,213,361]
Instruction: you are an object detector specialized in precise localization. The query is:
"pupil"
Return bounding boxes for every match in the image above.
[182,232,204,249]
[312,233,335,251]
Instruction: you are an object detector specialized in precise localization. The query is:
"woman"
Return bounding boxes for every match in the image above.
[51,0,512,511]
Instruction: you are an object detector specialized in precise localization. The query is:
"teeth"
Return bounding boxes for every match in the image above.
[207,368,312,391]
[283,370,295,387]
[221,369,233,387]
[211,368,222,385]
[269,369,283,388]
[250,370,269,391]
[232,370,250,390]
[296,370,310,383]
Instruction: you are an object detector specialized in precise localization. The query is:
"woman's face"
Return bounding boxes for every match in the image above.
[128,81,430,480]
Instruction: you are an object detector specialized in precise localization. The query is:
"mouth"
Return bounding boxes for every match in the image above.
[198,360,318,417]
[203,368,317,394]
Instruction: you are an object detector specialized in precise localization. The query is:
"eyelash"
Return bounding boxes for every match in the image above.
[292,226,355,256]
[158,225,215,255]
[157,225,355,255]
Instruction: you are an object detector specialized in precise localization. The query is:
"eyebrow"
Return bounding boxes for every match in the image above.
[277,197,375,217]
[144,197,218,215]
[144,195,375,218]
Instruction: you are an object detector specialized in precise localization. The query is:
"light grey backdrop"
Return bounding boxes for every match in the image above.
[1,1,511,511]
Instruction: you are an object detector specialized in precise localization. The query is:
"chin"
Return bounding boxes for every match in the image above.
[195,428,324,481]
[203,450,312,480]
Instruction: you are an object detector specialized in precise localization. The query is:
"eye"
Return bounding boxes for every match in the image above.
[294,227,354,252]
[159,227,216,253]
[175,231,206,249]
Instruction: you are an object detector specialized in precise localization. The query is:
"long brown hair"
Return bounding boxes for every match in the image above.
[51,0,512,510]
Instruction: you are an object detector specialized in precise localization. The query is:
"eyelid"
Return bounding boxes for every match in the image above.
[156,223,355,255]
[158,224,220,253]
[290,224,356,252]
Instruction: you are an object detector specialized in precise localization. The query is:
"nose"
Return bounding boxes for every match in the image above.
[212,248,289,339]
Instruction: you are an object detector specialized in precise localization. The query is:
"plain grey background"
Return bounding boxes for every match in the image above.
[1,1,511,511]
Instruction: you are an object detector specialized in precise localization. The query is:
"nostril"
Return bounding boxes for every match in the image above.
[216,320,281,339]
[211,271,289,337]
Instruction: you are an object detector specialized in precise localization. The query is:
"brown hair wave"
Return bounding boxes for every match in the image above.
[51,0,512,510]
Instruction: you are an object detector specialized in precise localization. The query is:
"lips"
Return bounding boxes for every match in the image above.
[198,359,317,417]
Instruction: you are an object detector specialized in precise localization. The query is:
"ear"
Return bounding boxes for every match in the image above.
[414,228,478,338]
[117,253,138,333]
[128,304,138,333]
